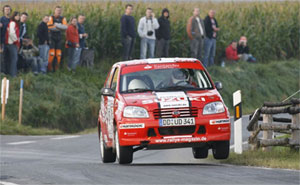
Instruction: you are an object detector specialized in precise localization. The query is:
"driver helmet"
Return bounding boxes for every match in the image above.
[171,69,190,84]
[128,79,149,90]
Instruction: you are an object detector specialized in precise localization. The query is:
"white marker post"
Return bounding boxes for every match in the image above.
[18,79,24,125]
[233,90,242,154]
[1,77,9,120]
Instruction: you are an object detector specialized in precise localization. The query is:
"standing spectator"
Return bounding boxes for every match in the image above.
[237,36,256,62]
[156,8,170,58]
[77,14,88,63]
[0,5,12,74]
[65,17,80,71]
[19,12,28,46]
[138,8,159,59]
[5,11,20,77]
[121,4,136,60]
[37,15,50,74]
[225,40,240,62]
[186,8,206,61]
[77,14,88,49]
[203,9,220,67]
[19,38,41,75]
[47,6,67,72]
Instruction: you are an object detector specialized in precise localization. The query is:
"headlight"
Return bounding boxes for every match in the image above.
[123,106,149,118]
[203,101,225,115]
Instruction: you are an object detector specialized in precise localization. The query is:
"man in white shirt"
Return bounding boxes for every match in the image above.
[186,8,206,62]
[137,8,159,59]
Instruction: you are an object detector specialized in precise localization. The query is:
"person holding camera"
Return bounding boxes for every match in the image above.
[237,36,256,62]
[65,17,80,72]
[18,38,41,75]
[137,8,159,59]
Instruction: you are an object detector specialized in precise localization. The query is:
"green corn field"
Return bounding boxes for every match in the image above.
[3,1,300,63]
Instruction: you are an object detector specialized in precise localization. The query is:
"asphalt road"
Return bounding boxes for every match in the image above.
[0,116,299,185]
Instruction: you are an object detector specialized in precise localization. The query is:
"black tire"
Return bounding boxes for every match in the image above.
[115,130,133,164]
[192,146,209,159]
[99,128,116,163]
[212,141,230,160]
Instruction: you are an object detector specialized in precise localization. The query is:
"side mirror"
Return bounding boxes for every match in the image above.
[101,88,114,96]
[215,82,223,91]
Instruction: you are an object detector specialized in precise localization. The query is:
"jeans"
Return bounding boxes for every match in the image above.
[203,38,216,68]
[122,36,135,60]
[7,44,18,77]
[38,44,49,73]
[26,57,42,74]
[190,38,204,61]
[156,39,170,58]
[68,47,82,70]
[140,38,155,59]
[1,44,9,74]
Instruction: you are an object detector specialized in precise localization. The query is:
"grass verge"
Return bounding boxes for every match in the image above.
[218,147,300,170]
[0,118,63,135]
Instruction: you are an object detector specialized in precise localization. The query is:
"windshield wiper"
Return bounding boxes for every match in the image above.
[125,88,154,93]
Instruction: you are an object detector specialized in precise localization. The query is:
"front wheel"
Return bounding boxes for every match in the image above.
[212,141,230,160]
[99,129,116,163]
[115,130,133,164]
[192,146,208,159]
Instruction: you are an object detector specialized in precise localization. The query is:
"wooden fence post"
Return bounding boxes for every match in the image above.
[262,114,273,151]
[291,104,300,147]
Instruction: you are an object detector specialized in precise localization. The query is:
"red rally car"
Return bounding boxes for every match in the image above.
[98,58,231,164]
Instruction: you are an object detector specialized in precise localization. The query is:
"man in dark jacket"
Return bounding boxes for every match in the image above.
[19,12,28,46]
[186,8,206,61]
[0,5,11,74]
[155,8,170,58]
[37,15,50,73]
[120,4,136,60]
[203,9,220,67]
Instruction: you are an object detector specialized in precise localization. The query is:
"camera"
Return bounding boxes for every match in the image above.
[147,31,154,36]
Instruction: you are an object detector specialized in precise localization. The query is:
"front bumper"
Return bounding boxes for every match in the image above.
[117,114,231,148]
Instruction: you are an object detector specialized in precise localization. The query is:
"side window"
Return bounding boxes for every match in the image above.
[105,68,115,88]
[110,67,120,92]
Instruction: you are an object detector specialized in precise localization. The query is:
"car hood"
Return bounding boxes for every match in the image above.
[121,90,223,111]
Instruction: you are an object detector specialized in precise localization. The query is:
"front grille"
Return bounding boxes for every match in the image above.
[158,126,196,136]
[153,107,198,119]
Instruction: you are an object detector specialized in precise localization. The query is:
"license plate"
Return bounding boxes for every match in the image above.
[159,118,195,127]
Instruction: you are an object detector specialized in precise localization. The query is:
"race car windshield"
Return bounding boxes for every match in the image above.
[120,68,213,93]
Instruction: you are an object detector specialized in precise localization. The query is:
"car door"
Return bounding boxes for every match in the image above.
[101,67,120,146]
[100,67,115,145]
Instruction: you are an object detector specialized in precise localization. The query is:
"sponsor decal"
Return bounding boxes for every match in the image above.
[155,92,189,108]
[153,64,180,69]
[154,136,207,143]
[218,126,229,131]
[141,95,206,105]
[144,65,152,69]
[119,123,145,129]
[209,119,230,125]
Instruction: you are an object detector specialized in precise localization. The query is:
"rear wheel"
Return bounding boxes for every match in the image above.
[192,146,208,159]
[99,129,116,163]
[212,141,230,160]
[115,130,133,164]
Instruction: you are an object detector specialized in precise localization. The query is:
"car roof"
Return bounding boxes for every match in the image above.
[113,58,200,68]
